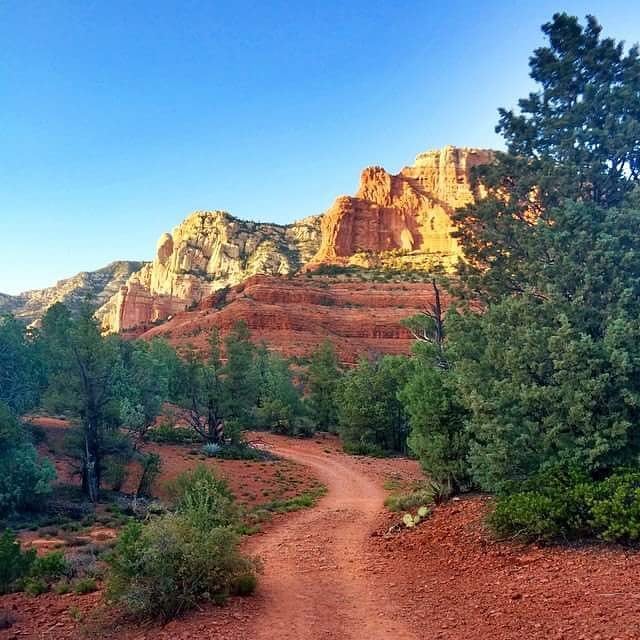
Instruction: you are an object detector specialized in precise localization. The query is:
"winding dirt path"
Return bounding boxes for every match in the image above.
[243,436,418,640]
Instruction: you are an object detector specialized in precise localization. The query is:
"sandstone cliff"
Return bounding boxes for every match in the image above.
[102,211,322,332]
[100,145,491,333]
[310,145,492,267]
[0,261,143,326]
[134,274,448,364]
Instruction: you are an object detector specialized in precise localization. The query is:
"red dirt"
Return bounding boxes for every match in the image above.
[3,435,640,639]
[26,417,321,511]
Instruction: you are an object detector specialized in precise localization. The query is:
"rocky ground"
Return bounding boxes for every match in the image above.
[2,434,640,639]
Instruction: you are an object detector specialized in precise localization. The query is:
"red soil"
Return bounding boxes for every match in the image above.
[26,417,321,511]
[3,434,640,639]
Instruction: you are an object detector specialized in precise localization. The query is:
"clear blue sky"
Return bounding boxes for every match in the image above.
[1,1,638,294]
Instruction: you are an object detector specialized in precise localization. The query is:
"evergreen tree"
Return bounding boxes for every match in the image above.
[445,14,640,494]
[307,340,341,431]
[401,343,470,495]
[222,321,258,426]
[336,355,411,455]
[0,314,45,414]
[453,13,640,302]
[0,403,55,516]
[40,303,125,501]
[182,330,226,443]
[255,346,309,436]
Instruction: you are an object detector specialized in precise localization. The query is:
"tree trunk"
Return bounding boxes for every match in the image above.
[83,414,100,503]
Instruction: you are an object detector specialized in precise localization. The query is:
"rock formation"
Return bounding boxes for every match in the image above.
[310,145,492,267]
[134,274,449,364]
[101,211,322,332]
[0,261,143,326]
[99,145,492,333]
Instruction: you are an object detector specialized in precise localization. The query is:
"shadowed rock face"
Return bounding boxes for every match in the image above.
[0,261,143,326]
[99,145,492,334]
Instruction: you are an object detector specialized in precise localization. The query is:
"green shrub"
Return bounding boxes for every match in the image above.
[24,577,48,596]
[167,465,237,528]
[106,463,256,620]
[488,466,640,543]
[54,579,71,594]
[232,572,257,596]
[0,406,55,516]
[147,424,196,444]
[136,452,161,497]
[106,515,254,621]
[0,529,36,594]
[589,471,640,541]
[31,551,71,581]
[385,484,435,512]
[202,443,221,457]
[73,577,98,594]
[262,488,326,513]
[209,442,271,461]
[103,459,127,492]
[342,441,388,458]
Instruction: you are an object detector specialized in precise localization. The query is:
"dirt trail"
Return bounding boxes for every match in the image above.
[243,436,418,640]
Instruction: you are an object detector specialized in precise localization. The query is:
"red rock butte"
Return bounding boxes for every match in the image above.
[130,274,453,364]
[96,145,492,358]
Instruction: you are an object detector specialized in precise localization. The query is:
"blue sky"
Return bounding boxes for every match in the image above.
[1,1,639,294]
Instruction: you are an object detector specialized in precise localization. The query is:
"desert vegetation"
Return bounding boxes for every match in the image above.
[1,9,640,638]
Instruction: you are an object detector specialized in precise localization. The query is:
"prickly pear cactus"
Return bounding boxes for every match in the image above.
[402,506,431,528]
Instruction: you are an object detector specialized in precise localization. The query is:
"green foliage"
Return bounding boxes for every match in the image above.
[73,577,98,594]
[201,443,221,457]
[116,338,172,442]
[401,344,471,495]
[432,14,640,530]
[136,452,161,498]
[168,465,237,529]
[385,484,435,512]
[0,314,45,414]
[222,321,259,426]
[0,529,36,594]
[204,441,270,461]
[147,423,197,444]
[448,291,640,492]
[489,465,640,543]
[24,577,48,596]
[232,572,257,596]
[261,487,326,513]
[107,465,253,621]
[336,355,411,456]
[255,346,312,436]
[103,459,127,491]
[0,405,55,516]
[454,14,640,301]
[30,551,71,581]
[306,340,342,431]
[40,303,128,502]
[180,330,226,443]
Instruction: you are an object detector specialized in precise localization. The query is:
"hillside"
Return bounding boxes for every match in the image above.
[0,261,143,326]
[131,273,447,363]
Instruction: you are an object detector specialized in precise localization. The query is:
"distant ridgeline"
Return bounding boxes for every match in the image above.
[1,146,492,333]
